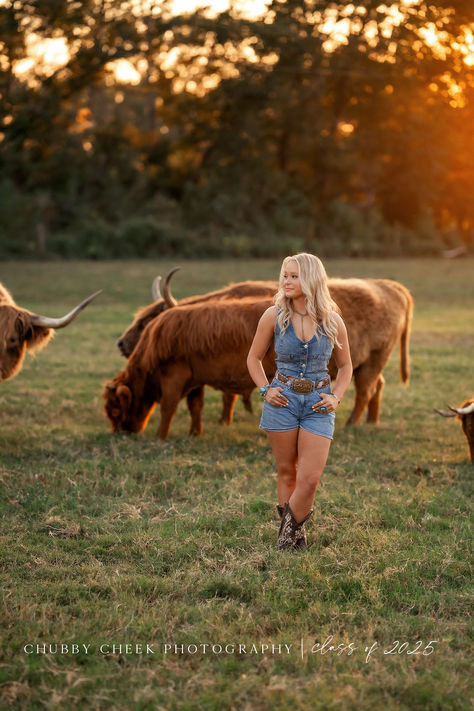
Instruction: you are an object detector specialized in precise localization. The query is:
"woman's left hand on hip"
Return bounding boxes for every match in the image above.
[312,394,338,413]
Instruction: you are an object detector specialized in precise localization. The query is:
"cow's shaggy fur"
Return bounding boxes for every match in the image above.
[459,399,474,461]
[0,284,52,382]
[145,298,270,362]
[117,281,277,358]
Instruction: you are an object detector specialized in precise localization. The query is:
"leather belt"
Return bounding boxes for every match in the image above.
[276,371,330,394]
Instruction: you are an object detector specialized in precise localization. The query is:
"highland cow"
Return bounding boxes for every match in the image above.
[0,283,101,382]
[435,399,474,462]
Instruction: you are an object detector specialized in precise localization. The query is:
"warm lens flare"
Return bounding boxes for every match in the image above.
[13,34,69,79]
[111,59,142,85]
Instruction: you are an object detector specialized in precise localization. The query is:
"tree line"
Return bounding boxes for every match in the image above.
[0,0,473,258]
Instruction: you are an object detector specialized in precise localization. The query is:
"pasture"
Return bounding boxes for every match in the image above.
[0,258,472,710]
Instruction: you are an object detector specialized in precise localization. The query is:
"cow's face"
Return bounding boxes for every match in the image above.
[103,375,157,433]
[117,301,168,357]
[0,307,51,382]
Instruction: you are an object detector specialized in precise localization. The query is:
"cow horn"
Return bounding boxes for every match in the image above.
[162,267,180,308]
[152,276,162,301]
[434,408,456,418]
[449,402,474,416]
[30,290,102,329]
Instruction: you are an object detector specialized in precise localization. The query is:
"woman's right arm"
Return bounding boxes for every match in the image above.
[247,306,288,405]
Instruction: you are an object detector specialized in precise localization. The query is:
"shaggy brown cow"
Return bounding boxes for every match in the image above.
[0,283,101,382]
[435,399,474,462]
[329,277,412,424]
[104,282,412,438]
[117,268,276,357]
[105,299,276,438]
[117,270,277,427]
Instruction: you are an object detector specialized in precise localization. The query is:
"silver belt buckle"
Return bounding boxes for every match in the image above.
[291,378,313,394]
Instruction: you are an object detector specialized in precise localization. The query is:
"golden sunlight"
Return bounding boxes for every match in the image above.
[112,59,142,85]
[7,0,474,93]
[170,0,270,20]
[452,28,474,66]
[13,34,69,78]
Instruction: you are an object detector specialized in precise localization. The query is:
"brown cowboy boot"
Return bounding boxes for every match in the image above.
[277,502,313,552]
[276,503,311,550]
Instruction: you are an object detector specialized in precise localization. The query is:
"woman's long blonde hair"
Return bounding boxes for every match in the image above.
[275,253,341,348]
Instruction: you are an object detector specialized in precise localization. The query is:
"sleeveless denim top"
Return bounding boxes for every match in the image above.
[274,313,333,380]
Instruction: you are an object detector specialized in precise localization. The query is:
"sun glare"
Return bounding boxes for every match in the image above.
[112,59,142,85]
[170,0,269,20]
[13,34,69,78]
[452,28,474,67]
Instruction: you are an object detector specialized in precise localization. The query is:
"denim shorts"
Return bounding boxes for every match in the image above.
[259,377,335,440]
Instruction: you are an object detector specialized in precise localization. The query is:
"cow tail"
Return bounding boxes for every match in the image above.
[400,294,413,385]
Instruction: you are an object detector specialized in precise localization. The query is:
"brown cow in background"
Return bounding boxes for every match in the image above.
[331,277,412,424]
[105,280,412,438]
[117,268,276,357]
[116,270,275,428]
[0,284,101,383]
[435,399,474,462]
[105,299,276,438]
[114,270,413,432]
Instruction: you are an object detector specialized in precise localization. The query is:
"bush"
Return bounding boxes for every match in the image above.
[116,217,190,257]
[309,200,446,258]
[0,180,36,257]
[0,186,453,260]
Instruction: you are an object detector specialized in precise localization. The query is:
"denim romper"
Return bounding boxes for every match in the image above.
[259,313,336,439]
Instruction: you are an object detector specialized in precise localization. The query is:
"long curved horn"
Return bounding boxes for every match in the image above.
[449,402,474,416]
[162,267,180,308]
[152,276,162,301]
[30,290,102,329]
[434,408,456,418]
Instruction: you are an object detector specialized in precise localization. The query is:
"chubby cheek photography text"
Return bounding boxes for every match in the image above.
[22,637,438,663]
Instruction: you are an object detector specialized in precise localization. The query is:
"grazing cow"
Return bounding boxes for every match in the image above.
[104,282,412,438]
[117,268,276,358]
[116,270,276,426]
[105,299,276,438]
[435,399,474,462]
[0,283,101,382]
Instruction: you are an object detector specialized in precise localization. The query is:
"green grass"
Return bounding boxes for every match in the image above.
[0,258,472,710]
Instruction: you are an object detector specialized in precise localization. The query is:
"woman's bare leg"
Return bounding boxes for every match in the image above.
[265,429,299,505]
[289,429,332,521]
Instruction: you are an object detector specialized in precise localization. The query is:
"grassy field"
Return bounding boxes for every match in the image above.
[0,258,472,711]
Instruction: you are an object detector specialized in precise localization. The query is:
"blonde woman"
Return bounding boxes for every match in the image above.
[247,253,352,551]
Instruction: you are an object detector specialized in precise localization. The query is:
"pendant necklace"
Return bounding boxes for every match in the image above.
[292,306,308,341]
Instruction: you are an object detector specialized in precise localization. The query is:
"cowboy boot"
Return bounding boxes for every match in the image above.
[277,502,313,552]
[276,503,309,550]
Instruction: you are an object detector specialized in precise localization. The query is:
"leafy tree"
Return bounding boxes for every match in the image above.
[0,0,472,256]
